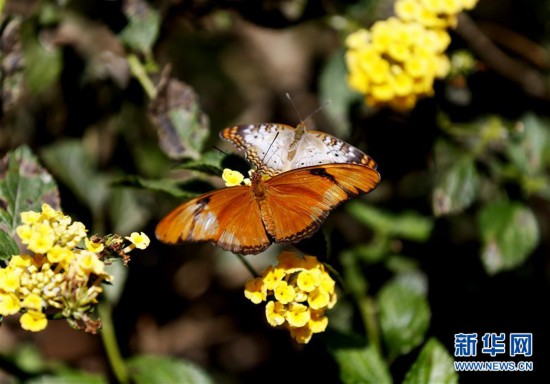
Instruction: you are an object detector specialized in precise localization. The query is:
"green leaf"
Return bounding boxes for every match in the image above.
[26,371,107,384]
[174,150,227,176]
[508,113,550,175]
[342,236,391,263]
[432,140,479,216]
[11,342,47,374]
[378,279,430,359]
[403,338,458,384]
[478,201,539,275]
[0,145,60,236]
[127,355,213,384]
[40,140,109,214]
[319,50,362,138]
[149,74,210,160]
[436,114,513,150]
[385,255,420,274]
[114,175,202,199]
[390,270,428,297]
[340,250,368,295]
[109,188,152,234]
[332,344,392,384]
[119,0,161,54]
[21,20,61,95]
[346,202,433,241]
[0,230,19,260]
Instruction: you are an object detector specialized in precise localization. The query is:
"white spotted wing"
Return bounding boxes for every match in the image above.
[220,122,377,175]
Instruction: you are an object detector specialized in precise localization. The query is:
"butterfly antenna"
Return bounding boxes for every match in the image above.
[285,92,305,123]
[212,145,229,156]
[260,131,280,167]
[285,92,332,125]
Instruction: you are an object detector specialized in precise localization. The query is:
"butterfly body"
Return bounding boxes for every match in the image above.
[156,163,380,255]
[221,123,377,176]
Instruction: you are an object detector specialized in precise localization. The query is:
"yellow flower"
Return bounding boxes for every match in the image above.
[222,168,245,187]
[22,293,43,311]
[294,290,308,302]
[21,211,41,225]
[0,292,21,315]
[27,223,55,254]
[461,0,478,9]
[85,238,105,253]
[345,0,477,111]
[41,203,59,219]
[319,272,336,295]
[308,287,331,310]
[64,221,87,248]
[309,310,329,333]
[16,224,32,242]
[368,59,391,84]
[371,83,395,102]
[4,204,120,334]
[392,70,415,97]
[265,300,286,326]
[345,28,370,49]
[77,251,105,275]
[125,232,150,250]
[262,266,285,290]
[435,55,451,78]
[244,277,266,304]
[274,281,296,305]
[244,251,338,344]
[20,310,48,332]
[296,269,321,292]
[388,42,411,63]
[47,245,73,264]
[285,303,310,327]
[10,254,32,268]
[0,268,20,292]
[347,72,369,94]
[395,0,421,21]
[290,325,313,344]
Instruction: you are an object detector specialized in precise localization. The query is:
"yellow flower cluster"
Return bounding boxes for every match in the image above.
[244,251,337,344]
[396,0,478,28]
[0,204,150,333]
[345,0,478,110]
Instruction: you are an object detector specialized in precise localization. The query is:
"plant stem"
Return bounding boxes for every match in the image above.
[127,54,156,99]
[358,295,380,352]
[341,252,381,351]
[235,253,260,277]
[99,302,128,383]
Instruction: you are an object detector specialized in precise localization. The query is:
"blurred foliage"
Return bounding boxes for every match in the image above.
[0,146,60,260]
[2,0,550,383]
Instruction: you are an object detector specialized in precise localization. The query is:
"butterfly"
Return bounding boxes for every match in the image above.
[220,122,378,176]
[155,163,380,255]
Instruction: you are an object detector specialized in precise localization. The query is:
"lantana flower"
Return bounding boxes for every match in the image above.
[345,0,479,110]
[0,203,150,333]
[222,168,245,187]
[244,251,337,344]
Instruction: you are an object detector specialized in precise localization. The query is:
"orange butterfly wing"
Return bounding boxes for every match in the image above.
[155,186,271,255]
[261,164,380,243]
[156,164,380,255]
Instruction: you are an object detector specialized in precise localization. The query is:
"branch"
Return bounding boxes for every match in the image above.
[456,13,550,101]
